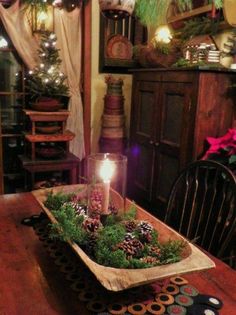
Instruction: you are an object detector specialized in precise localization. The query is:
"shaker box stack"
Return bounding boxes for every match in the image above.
[100,76,126,154]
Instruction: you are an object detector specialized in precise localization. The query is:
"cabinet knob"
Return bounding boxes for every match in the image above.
[155,142,160,147]
[149,140,154,145]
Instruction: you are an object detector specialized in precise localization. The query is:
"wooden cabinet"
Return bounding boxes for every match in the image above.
[128,69,235,220]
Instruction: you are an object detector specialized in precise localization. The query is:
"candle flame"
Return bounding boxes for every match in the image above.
[100,159,115,183]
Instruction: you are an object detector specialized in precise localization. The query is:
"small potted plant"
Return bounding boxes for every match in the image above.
[26,31,69,111]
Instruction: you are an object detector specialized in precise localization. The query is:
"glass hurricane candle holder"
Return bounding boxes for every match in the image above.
[87,153,127,218]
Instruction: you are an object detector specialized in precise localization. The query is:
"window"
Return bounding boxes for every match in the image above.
[0,22,26,193]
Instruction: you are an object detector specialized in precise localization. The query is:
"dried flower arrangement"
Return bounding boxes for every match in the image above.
[44,190,186,269]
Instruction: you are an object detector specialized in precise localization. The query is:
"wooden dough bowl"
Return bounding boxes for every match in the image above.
[32,184,215,292]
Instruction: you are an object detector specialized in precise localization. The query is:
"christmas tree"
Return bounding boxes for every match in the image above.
[26,31,69,102]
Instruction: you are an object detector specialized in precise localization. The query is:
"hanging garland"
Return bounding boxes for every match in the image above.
[20,0,87,11]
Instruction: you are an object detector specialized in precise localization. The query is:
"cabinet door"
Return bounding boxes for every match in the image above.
[151,81,195,217]
[128,80,159,203]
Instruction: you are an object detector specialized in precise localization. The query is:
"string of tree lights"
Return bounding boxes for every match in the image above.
[25,32,69,102]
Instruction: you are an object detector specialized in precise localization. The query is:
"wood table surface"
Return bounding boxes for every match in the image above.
[0,192,235,315]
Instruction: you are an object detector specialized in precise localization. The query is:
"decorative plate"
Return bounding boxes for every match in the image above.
[106,35,133,60]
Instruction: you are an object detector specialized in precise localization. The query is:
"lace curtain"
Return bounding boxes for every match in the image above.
[0,0,85,160]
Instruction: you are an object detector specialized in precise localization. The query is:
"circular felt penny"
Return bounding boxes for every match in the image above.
[86,300,106,312]
[146,302,166,314]
[162,284,180,295]
[170,276,188,286]
[175,294,193,307]
[108,303,127,314]
[155,293,174,305]
[180,285,199,297]
[78,290,98,301]
[193,294,223,309]
[70,280,87,292]
[127,303,146,315]
[187,304,219,315]
[65,272,82,282]
[60,263,77,274]
[167,304,187,315]
[54,256,69,266]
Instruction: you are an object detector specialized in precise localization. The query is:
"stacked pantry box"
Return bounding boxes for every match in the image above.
[100,76,126,154]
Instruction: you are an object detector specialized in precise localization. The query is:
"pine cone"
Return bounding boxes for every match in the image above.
[148,245,161,257]
[89,187,103,214]
[63,201,86,216]
[116,238,144,258]
[124,232,135,242]
[86,233,98,256]
[108,204,118,215]
[137,221,153,234]
[137,221,153,243]
[140,256,160,265]
[124,220,137,232]
[82,217,101,233]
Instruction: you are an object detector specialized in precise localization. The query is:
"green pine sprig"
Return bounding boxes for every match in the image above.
[50,203,87,244]
[44,190,73,211]
[159,239,187,264]
[45,191,187,269]
[179,16,221,41]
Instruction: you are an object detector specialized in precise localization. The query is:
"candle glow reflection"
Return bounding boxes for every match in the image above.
[99,158,115,214]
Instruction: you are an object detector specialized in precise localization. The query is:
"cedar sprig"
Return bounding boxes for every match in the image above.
[159,240,187,264]
[179,16,221,41]
[45,191,187,269]
[122,204,137,220]
[50,203,87,244]
[44,191,72,211]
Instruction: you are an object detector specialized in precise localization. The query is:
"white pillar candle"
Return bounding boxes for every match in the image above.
[99,158,115,215]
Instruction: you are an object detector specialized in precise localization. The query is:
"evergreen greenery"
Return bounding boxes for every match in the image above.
[50,203,88,244]
[178,16,221,41]
[44,190,187,269]
[134,0,223,27]
[26,32,69,101]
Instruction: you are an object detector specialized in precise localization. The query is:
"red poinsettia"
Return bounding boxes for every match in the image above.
[202,129,236,173]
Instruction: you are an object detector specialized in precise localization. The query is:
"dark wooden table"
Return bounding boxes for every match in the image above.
[0,192,235,315]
